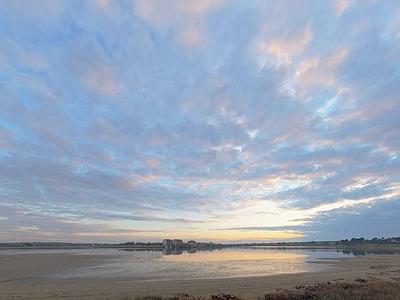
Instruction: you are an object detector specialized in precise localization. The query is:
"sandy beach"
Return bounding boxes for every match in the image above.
[1,252,400,299]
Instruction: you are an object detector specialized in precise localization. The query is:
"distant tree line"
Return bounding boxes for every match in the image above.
[226,237,400,248]
[337,237,400,246]
[120,241,162,246]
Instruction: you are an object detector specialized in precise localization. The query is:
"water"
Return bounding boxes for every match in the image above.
[5,247,355,281]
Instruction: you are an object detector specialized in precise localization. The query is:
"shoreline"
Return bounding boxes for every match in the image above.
[1,252,400,299]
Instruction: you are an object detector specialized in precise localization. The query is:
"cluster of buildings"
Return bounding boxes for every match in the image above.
[162,239,198,248]
[161,239,225,255]
[161,239,198,255]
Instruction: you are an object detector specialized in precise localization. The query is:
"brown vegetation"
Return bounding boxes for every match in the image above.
[124,278,400,300]
[261,278,400,300]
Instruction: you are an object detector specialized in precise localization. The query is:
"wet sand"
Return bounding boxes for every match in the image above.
[1,252,400,299]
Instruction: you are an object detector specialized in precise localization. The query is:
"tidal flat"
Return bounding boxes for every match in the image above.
[1,247,400,299]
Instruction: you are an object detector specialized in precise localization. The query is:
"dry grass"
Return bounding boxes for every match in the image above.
[122,278,400,300]
[261,278,400,300]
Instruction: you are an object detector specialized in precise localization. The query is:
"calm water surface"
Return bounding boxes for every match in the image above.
[2,248,352,281]
[4,247,355,281]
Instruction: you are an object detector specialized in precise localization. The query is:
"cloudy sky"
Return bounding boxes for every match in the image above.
[1,0,399,243]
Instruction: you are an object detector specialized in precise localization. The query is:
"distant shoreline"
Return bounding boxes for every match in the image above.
[2,243,400,256]
[0,244,164,250]
[2,236,399,249]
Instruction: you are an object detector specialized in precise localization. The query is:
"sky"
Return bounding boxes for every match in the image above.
[1,0,400,244]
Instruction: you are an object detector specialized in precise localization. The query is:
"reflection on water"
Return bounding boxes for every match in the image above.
[88,248,313,280]
[162,248,183,255]
[250,246,400,256]
[121,246,400,257]
[160,249,307,262]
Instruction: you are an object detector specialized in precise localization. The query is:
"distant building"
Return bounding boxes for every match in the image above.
[162,239,173,247]
[162,239,183,248]
[187,240,197,248]
[173,239,183,247]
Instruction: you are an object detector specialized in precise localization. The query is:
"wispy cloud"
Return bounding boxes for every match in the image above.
[135,0,226,49]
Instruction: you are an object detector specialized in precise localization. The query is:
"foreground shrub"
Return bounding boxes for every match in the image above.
[123,279,400,300]
[261,279,400,300]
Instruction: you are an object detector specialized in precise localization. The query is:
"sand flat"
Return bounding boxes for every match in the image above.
[1,252,400,299]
